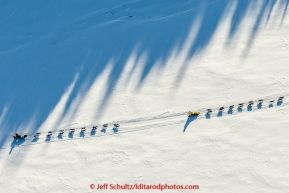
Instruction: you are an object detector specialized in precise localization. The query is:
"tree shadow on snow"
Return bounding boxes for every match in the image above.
[0,0,285,149]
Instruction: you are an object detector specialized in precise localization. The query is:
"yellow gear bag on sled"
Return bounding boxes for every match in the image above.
[188,111,200,117]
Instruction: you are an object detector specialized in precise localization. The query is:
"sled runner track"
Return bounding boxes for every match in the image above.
[1,94,287,149]
[1,105,287,149]
[2,94,288,137]
[108,93,288,127]
[2,101,287,149]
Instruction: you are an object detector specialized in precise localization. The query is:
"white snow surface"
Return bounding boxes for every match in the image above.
[1,0,289,192]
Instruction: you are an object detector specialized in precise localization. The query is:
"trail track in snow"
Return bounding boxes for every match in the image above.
[1,93,287,149]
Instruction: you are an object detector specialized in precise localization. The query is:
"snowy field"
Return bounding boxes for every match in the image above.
[0,0,289,192]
